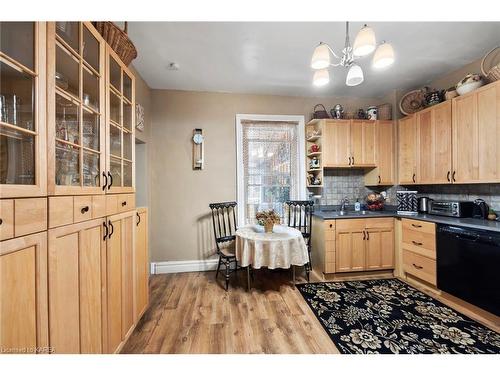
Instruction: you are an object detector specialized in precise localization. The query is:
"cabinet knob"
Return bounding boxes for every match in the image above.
[122,201,127,206]
[0,218,3,225]
[81,206,89,214]
[329,224,333,228]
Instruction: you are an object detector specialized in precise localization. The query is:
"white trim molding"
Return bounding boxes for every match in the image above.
[235,114,306,225]
[150,259,219,274]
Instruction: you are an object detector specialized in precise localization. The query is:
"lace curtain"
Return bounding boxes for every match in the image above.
[241,120,299,224]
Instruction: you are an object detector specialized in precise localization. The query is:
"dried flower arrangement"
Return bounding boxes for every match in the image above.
[256,210,281,233]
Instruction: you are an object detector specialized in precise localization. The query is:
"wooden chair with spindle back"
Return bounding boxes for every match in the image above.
[209,201,238,290]
[285,200,314,281]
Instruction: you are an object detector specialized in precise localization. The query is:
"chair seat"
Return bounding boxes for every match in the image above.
[219,241,236,257]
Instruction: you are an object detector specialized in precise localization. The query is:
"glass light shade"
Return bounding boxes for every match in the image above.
[345,64,364,86]
[313,69,330,86]
[373,42,395,69]
[311,43,330,70]
[353,25,376,57]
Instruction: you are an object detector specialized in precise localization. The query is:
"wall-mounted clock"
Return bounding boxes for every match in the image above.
[192,128,204,170]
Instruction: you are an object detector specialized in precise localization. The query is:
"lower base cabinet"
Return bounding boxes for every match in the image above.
[336,218,395,273]
[313,217,395,276]
[43,207,147,354]
[0,232,48,353]
[48,219,106,354]
[106,210,135,353]
[135,208,149,319]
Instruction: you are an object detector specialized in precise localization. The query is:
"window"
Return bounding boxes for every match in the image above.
[236,115,305,225]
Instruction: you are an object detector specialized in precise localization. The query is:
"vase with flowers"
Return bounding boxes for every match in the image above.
[256,210,281,233]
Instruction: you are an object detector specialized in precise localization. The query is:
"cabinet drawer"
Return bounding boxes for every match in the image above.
[49,196,74,228]
[106,195,119,216]
[402,228,436,258]
[92,195,107,219]
[118,194,135,213]
[402,219,435,235]
[403,250,436,286]
[15,198,47,237]
[73,196,93,223]
[0,200,14,241]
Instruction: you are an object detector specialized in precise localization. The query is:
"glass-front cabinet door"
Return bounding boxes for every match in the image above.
[0,22,47,198]
[105,46,135,193]
[47,22,106,195]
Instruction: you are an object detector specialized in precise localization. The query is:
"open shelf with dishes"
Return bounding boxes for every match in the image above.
[305,119,323,189]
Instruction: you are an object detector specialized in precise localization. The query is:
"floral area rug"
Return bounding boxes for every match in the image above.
[297,278,500,354]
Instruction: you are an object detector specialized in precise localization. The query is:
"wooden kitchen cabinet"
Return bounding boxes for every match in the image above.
[0,232,48,353]
[416,101,452,184]
[312,217,395,276]
[47,218,106,353]
[335,219,366,272]
[398,115,417,184]
[105,46,135,193]
[106,210,135,353]
[365,218,395,270]
[135,207,149,319]
[365,120,395,186]
[452,81,500,183]
[0,22,47,198]
[46,22,107,195]
[323,120,351,167]
[350,120,376,167]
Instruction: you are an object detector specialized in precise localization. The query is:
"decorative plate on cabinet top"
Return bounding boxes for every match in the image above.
[399,89,426,115]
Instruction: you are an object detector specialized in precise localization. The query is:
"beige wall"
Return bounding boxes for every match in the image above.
[149,90,382,263]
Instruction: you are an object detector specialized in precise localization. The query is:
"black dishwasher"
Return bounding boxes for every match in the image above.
[436,224,500,316]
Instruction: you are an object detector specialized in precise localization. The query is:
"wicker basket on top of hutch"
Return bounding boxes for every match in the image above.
[0,21,147,355]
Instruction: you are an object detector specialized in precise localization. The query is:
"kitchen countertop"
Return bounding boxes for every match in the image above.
[312,207,500,233]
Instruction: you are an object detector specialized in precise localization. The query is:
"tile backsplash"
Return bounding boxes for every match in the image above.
[317,169,400,206]
[413,184,500,212]
[315,169,500,212]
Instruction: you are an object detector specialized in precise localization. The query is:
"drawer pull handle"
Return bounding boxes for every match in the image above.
[411,224,422,228]
[122,201,127,207]
[108,220,114,239]
[136,212,141,226]
[102,172,108,191]
[412,263,423,270]
[103,221,108,241]
[412,240,423,246]
[329,224,333,228]
[363,230,366,240]
[108,171,113,189]
[0,218,2,225]
[81,206,89,214]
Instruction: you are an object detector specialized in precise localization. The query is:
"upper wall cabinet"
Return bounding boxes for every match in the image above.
[398,102,453,186]
[0,22,47,198]
[106,46,135,193]
[397,115,417,184]
[365,120,395,186]
[416,101,452,184]
[323,120,377,168]
[47,22,106,195]
[452,81,500,184]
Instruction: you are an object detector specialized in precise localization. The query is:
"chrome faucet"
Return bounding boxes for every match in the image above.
[340,197,349,212]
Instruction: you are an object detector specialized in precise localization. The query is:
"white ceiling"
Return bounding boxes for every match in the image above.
[128,22,500,98]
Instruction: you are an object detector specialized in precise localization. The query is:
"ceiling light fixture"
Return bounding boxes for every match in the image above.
[310,22,395,87]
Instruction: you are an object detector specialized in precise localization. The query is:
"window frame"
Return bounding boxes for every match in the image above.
[235,114,306,225]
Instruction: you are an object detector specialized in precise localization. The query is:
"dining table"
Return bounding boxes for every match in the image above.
[235,224,309,290]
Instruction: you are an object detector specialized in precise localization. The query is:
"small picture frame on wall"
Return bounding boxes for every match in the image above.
[135,103,145,132]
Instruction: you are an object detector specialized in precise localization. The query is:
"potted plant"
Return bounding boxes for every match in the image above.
[256,210,281,233]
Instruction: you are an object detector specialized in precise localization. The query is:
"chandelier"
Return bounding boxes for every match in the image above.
[311,22,395,87]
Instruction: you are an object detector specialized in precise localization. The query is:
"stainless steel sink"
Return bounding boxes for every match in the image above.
[338,210,371,216]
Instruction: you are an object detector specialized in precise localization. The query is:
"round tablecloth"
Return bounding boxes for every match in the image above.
[235,224,309,269]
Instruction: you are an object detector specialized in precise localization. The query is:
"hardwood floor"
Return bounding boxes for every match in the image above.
[121,268,500,354]
[120,269,339,354]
